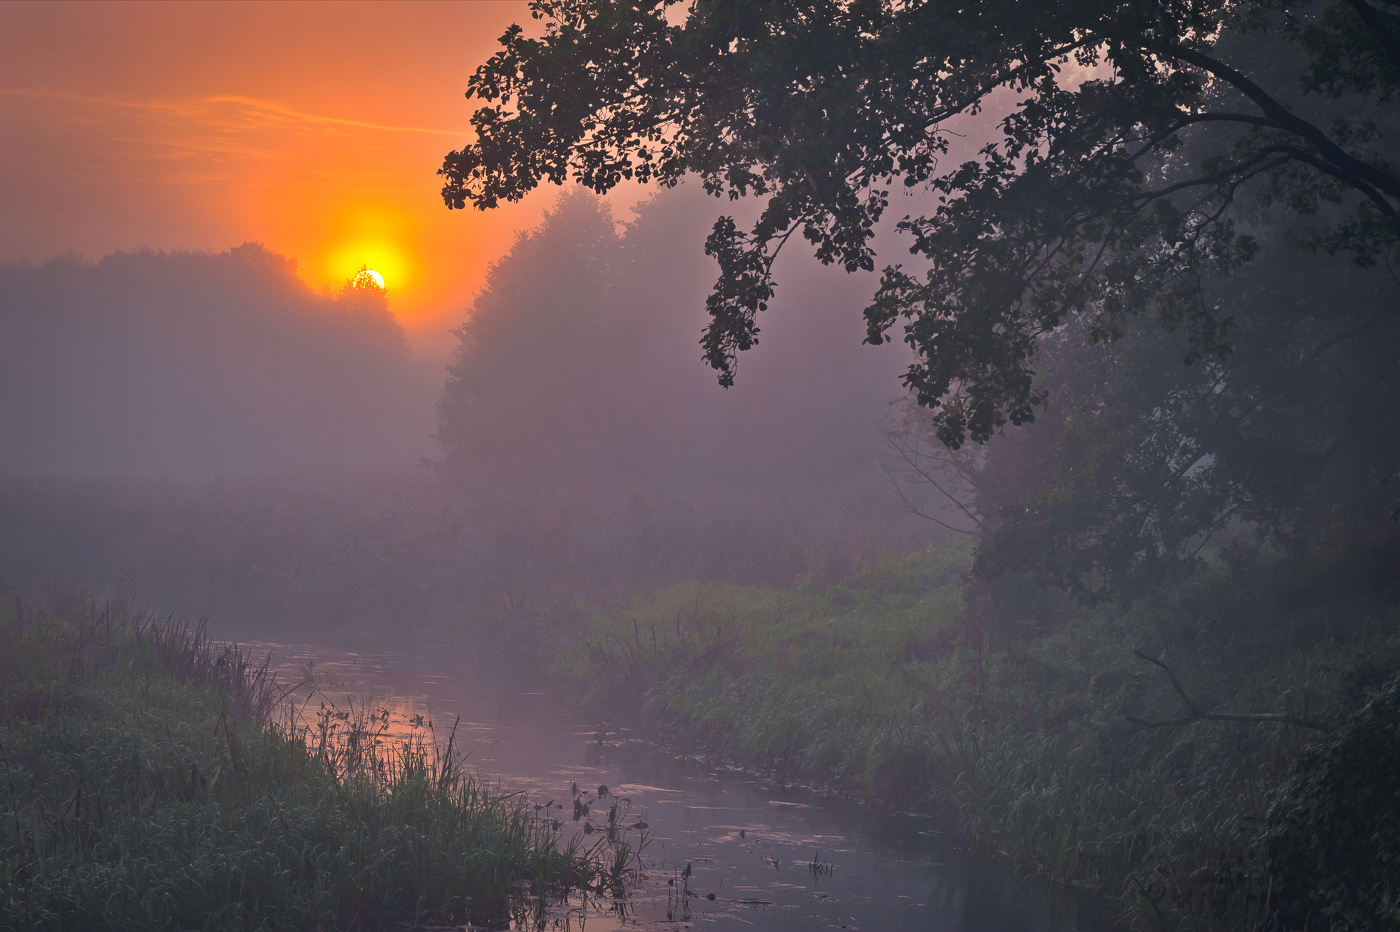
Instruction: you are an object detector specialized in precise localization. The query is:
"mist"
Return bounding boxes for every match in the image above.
[0,185,943,636]
[438,185,916,500]
[5,5,1400,930]
[0,243,438,477]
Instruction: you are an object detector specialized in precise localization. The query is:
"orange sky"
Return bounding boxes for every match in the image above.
[0,1,606,356]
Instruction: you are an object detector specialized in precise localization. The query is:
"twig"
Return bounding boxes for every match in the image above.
[1125,650,1331,731]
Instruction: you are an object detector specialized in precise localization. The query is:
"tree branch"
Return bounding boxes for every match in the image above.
[1154,41,1400,204]
[1295,305,1400,374]
[1345,0,1400,75]
[879,422,985,533]
[1125,650,1332,730]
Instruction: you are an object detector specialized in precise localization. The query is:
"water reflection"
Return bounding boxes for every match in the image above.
[241,640,1093,931]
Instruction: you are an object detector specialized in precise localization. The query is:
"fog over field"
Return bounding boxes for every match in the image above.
[0,244,435,477]
[0,184,915,483]
[0,184,940,632]
[4,5,1399,930]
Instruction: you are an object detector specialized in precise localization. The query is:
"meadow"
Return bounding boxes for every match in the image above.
[552,534,1400,931]
[0,475,919,645]
[5,478,1396,931]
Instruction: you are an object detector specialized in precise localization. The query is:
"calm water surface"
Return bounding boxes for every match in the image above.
[241,639,1094,932]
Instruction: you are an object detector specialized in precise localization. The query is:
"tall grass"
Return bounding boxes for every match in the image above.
[553,537,1400,931]
[0,585,634,931]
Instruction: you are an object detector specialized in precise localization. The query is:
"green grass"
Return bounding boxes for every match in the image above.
[0,586,636,931]
[551,537,1400,931]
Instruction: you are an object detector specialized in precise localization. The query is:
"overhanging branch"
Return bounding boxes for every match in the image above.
[1125,650,1332,730]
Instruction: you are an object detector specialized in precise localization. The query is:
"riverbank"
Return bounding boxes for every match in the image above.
[0,586,630,931]
[549,535,1400,931]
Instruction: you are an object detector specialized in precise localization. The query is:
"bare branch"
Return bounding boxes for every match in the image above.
[878,420,985,532]
[882,464,982,535]
[1126,650,1332,731]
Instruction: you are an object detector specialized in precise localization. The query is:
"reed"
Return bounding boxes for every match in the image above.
[553,540,1400,931]
[0,584,628,931]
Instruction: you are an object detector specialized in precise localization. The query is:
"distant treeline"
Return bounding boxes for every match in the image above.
[0,187,949,637]
[0,243,436,476]
[435,186,916,495]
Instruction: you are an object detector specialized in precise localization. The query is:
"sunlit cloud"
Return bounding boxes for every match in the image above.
[202,95,463,137]
[0,87,462,138]
[0,86,466,187]
[0,1,549,352]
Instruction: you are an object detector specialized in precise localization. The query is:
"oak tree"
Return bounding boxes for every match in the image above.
[441,0,1400,449]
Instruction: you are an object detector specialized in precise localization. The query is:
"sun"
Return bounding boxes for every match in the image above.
[323,208,410,297]
[348,266,386,293]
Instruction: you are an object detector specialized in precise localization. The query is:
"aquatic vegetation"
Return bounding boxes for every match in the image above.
[553,539,1400,931]
[0,585,635,931]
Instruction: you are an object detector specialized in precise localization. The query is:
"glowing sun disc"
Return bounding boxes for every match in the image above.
[363,269,385,288]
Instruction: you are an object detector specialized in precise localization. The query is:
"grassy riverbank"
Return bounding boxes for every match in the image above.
[553,535,1400,930]
[0,587,630,931]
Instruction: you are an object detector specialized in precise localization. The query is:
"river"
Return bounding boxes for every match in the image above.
[239,638,1096,931]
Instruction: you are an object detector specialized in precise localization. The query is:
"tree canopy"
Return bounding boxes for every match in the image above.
[886,231,1400,600]
[441,0,1399,450]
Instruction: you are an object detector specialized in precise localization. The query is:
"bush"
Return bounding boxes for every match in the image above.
[0,586,626,931]
[1266,676,1400,931]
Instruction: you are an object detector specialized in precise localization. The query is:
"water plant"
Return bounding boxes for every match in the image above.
[0,584,632,931]
[552,537,1400,931]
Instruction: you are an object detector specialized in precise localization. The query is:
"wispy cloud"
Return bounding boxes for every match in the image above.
[203,96,464,137]
[0,87,463,137]
[0,85,465,189]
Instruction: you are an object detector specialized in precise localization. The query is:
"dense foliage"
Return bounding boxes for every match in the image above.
[442,0,1400,600]
[554,537,1400,931]
[442,0,1399,443]
[1265,676,1400,931]
[888,235,1400,600]
[433,186,929,530]
[0,588,626,931]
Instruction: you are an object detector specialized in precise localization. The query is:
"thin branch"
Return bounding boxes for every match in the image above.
[909,35,1100,138]
[1270,145,1400,218]
[1126,650,1331,730]
[879,422,986,531]
[761,214,811,268]
[1187,503,1241,560]
[1118,111,1281,166]
[883,466,982,535]
[1294,306,1399,373]
[1130,148,1294,207]
[1386,246,1400,291]
[1171,450,1212,482]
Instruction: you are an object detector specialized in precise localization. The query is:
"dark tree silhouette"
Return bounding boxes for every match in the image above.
[441,0,1399,447]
